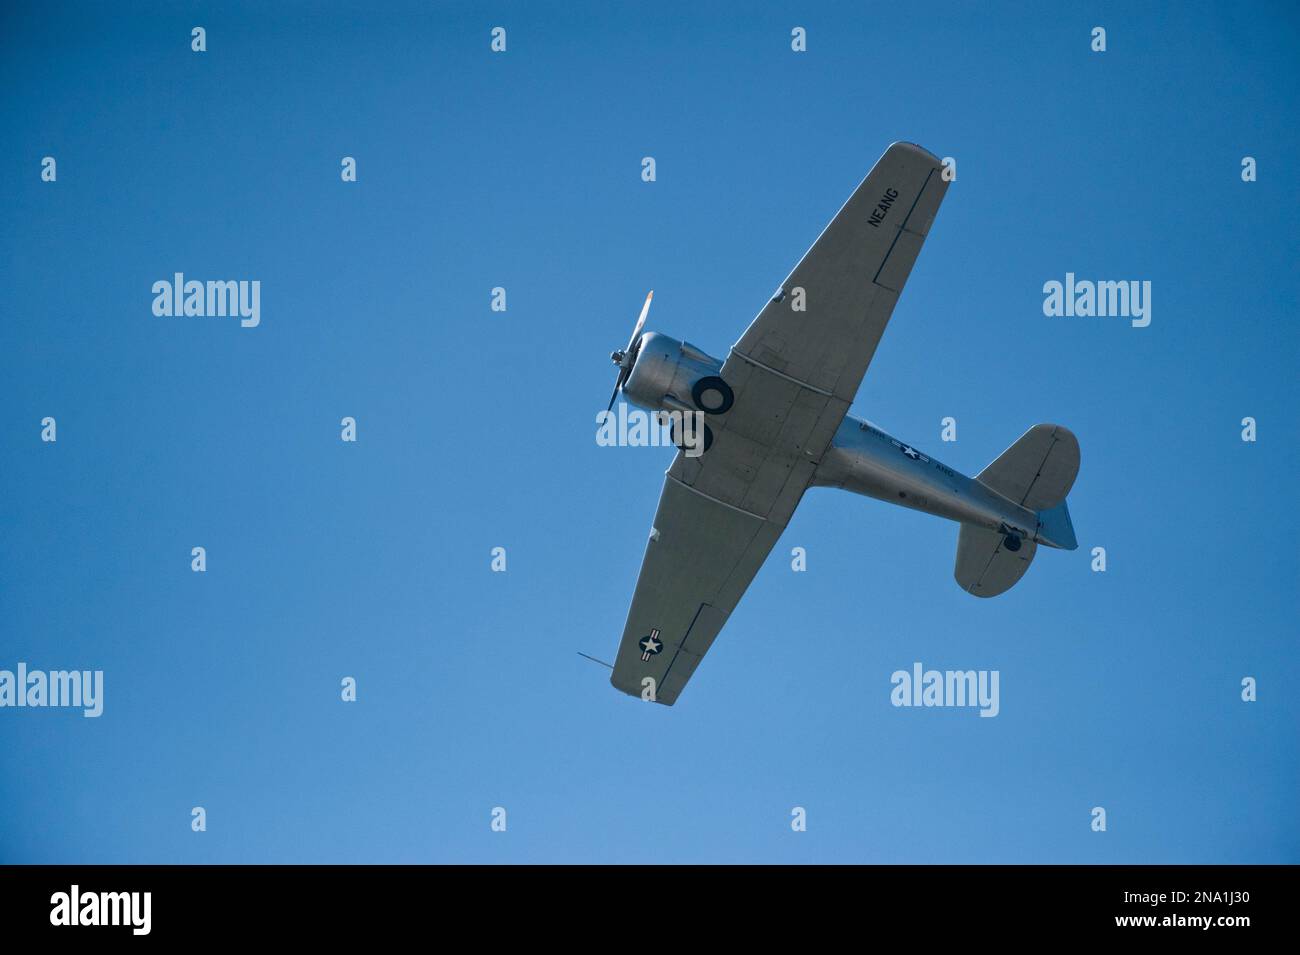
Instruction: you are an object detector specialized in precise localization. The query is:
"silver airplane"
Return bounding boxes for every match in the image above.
[604,142,1079,706]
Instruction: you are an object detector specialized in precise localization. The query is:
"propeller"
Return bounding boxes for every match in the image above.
[606,290,653,411]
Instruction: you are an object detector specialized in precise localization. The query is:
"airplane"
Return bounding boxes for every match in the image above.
[603,142,1079,706]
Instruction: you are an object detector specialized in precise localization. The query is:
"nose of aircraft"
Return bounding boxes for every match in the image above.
[605,290,654,410]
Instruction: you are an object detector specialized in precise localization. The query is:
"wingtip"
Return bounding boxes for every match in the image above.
[886,140,942,165]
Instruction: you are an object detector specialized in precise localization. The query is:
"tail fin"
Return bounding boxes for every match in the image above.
[954,425,1080,597]
[1035,500,1077,551]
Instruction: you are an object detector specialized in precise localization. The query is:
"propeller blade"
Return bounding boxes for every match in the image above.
[606,290,654,410]
[606,371,626,412]
[623,290,654,358]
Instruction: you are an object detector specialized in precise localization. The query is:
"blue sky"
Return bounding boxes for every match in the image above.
[1,1,1296,863]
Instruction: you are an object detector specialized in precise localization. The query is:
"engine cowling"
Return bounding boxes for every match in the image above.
[622,332,734,415]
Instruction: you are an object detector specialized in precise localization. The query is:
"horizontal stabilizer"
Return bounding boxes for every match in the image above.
[954,525,1037,597]
[976,424,1079,510]
[956,424,1080,596]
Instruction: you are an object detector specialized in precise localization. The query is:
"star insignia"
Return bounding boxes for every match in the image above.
[639,629,663,661]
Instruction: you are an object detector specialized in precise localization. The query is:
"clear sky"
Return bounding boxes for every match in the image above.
[2,1,1296,864]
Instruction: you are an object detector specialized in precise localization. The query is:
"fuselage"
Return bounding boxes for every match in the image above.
[618,330,1069,551]
[813,416,1067,549]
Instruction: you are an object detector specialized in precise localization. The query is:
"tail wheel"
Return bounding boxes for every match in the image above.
[1003,533,1022,552]
[670,418,714,455]
[691,376,734,415]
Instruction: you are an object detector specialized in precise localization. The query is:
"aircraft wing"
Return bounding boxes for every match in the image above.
[609,474,783,705]
[671,142,949,520]
[610,143,949,705]
[732,141,949,402]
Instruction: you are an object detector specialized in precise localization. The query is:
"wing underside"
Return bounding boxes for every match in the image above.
[610,475,783,705]
[731,142,949,403]
[673,142,950,518]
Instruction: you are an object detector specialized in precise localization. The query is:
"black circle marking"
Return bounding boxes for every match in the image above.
[691,376,734,415]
